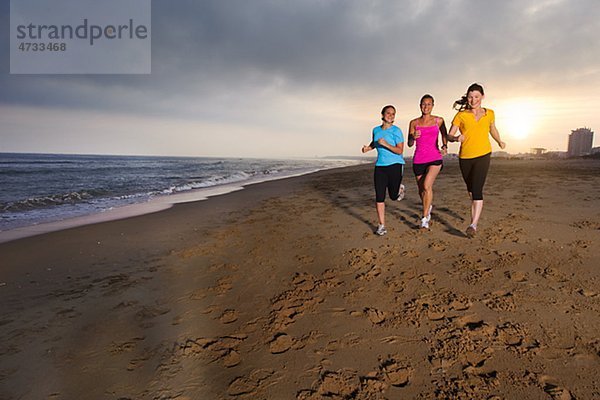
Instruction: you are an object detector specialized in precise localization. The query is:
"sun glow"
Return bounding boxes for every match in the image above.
[495,98,544,140]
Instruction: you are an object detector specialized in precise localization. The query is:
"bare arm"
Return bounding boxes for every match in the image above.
[361,134,375,153]
[407,120,416,147]
[377,138,404,155]
[490,121,506,149]
[447,124,462,142]
[438,118,448,154]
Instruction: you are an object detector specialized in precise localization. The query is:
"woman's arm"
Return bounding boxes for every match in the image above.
[438,118,448,154]
[377,138,404,155]
[447,124,463,142]
[407,120,416,147]
[490,121,506,149]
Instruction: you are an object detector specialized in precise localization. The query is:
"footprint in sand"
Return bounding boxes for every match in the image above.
[577,288,597,297]
[539,375,574,400]
[384,277,405,293]
[427,310,446,321]
[179,334,247,367]
[188,288,208,300]
[454,314,484,330]
[418,273,436,285]
[299,369,361,399]
[495,322,538,353]
[449,297,472,311]
[569,239,592,250]
[227,369,275,396]
[535,266,569,283]
[365,308,386,324]
[219,309,239,324]
[108,336,145,354]
[356,265,382,281]
[134,305,170,328]
[319,370,361,397]
[505,270,528,282]
[493,250,526,268]
[292,273,317,292]
[299,367,390,399]
[210,275,234,295]
[269,333,295,354]
[483,290,516,312]
[428,240,448,252]
[346,248,378,269]
[570,220,600,230]
[295,254,315,264]
[379,357,413,387]
[401,250,419,258]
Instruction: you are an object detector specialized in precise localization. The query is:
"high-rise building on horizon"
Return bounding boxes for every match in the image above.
[567,127,594,157]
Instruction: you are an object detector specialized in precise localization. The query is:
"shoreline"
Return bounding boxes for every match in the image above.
[0,162,367,244]
[1,159,599,399]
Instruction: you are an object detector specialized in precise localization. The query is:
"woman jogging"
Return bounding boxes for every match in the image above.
[447,83,506,238]
[408,94,448,230]
[362,105,405,236]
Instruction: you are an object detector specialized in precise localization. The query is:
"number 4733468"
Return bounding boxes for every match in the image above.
[18,42,66,51]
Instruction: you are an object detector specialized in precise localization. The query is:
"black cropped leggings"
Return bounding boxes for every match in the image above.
[459,153,490,201]
[374,163,403,203]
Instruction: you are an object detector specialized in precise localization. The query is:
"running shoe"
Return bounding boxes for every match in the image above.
[376,224,387,236]
[420,217,430,230]
[466,225,477,238]
[397,184,405,201]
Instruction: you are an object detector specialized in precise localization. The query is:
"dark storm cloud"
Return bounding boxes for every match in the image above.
[1,0,599,117]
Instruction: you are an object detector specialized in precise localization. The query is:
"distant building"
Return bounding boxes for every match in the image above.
[567,127,594,157]
[530,148,546,156]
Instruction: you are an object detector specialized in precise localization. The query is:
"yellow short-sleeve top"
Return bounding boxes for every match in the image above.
[452,109,495,159]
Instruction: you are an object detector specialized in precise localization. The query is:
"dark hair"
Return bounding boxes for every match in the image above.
[381,104,396,115]
[420,94,434,104]
[453,83,484,111]
[380,105,396,120]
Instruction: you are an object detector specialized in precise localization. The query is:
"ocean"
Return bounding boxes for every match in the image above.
[0,153,367,233]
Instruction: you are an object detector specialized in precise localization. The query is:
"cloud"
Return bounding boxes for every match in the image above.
[3,0,599,111]
[1,0,599,156]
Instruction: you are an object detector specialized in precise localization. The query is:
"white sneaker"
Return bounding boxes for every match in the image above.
[420,217,430,230]
[376,224,387,236]
[425,205,432,222]
[397,184,405,201]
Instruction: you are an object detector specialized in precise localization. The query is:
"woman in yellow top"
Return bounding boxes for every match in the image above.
[447,83,506,238]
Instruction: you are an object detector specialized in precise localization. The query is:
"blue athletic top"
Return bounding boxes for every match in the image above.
[373,125,405,166]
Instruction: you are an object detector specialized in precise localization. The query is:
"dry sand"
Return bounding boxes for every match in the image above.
[1,159,600,399]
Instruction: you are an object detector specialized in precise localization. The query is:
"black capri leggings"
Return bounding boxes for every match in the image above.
[374,163,404,203]
[459,153,490,201]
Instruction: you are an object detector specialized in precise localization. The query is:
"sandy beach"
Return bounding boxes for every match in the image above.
[1,158,600,399]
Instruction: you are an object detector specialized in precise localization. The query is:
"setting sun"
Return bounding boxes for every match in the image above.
[495,98,545,140]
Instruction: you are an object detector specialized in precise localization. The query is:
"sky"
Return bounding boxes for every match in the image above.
[1,0,599,158]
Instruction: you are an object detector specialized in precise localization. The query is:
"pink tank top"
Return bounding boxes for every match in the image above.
[413,118,443,164]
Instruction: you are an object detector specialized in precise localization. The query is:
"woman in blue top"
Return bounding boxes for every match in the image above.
[362,105,406,236]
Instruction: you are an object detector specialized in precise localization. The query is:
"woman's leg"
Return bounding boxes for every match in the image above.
[468,154,490,227]
[422,164,442,219]
[460,157,476,236]
[415,174,425,209]
[387,164,404,201]
[374,166,388,231]
[471,199,484,227]
[376,202,385,226]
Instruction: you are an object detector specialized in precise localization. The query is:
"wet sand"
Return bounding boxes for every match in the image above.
[1,159,600,399]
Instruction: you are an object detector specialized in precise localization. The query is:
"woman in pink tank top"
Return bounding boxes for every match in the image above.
[408,94,448,230]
